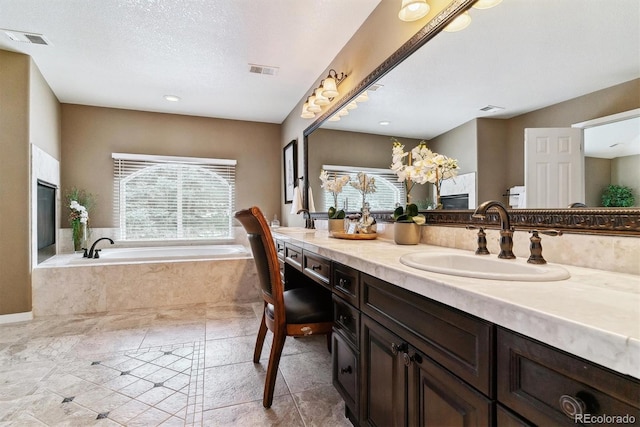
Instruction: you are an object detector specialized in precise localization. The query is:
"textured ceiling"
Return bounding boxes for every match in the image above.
[0,0,380,123]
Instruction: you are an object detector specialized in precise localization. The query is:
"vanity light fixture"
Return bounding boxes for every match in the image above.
[346,101,358,110]
[472,0,502,9]
[355,91,370,102]
[328,115,341,122]
[164,95,181,102]
[443,11,472,32]
[398,0,430,22]
[300,69,348,118]
[338,108,349,117]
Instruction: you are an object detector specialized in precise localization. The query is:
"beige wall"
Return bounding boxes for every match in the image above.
[0,51,31,315]
[308,129,425,211]
[61,105,281,228]
[0,51,61,315]
[612,154,640,207]
[505,79,640,186]
[281,0,456,225]
[584,157,611,207]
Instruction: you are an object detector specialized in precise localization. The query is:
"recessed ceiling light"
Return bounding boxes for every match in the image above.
[164,95,181,102]
[379,121,390,126]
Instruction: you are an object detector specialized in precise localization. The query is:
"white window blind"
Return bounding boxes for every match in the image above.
[321,165,405,211]
[113,153,236,241]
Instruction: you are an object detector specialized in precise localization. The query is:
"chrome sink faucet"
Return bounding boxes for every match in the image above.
[84,237,114,258]
[472,200,515,259]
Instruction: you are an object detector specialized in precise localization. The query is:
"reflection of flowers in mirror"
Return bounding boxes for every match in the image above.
[350,172,377,210]
[319,170,350,218]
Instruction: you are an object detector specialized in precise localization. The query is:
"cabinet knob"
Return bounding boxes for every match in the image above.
[390,342,408,355]
[338,314,349,325]
[311,264,321,271]
[339,278,350,287]
[403,352,422,367]
[340,365,352,374]
[559,394,586,420]
[290,253,298,258]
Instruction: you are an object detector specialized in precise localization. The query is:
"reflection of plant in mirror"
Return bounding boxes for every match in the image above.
[319,170,350,218]
[601,184,635,207]
[350,172,376,211]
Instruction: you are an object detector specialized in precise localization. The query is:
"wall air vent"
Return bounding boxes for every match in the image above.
[480,105,505,113]
[248,64,279,76]
[2,29,52,45]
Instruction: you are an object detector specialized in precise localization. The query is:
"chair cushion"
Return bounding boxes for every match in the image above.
[266,286,333,324]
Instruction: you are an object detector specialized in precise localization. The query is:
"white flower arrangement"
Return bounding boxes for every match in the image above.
[319,170,351,218]
[350,172,376,209]
[390,137,459,217]
[69,200,89,224]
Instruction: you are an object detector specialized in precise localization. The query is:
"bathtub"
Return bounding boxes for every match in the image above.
[32,244,260,316]
[67,244,250,265]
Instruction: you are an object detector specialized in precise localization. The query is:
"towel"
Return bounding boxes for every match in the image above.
[308,187,316,213]
[518,189,527,208]
[509,186,525,207]
[290,185,303,214]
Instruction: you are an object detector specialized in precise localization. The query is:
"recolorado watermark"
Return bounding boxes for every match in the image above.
[574,413,636,424]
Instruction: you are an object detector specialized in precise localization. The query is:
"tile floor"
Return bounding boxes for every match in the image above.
[0,302,352,426]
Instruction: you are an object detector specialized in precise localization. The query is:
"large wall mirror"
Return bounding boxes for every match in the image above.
[304,0,640,235]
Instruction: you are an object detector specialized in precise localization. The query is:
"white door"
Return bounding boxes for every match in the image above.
[524,128,584,208]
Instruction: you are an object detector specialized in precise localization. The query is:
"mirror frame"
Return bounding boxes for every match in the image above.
[302,0,640,237]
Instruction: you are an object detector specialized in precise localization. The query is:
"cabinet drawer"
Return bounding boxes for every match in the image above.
[497,327,640,426]
[360,273,494,396]
[333,294,359,348]
[303,251,331,289]
[332,331,359,418]
[333,262,360,307]
[284,243,302,271]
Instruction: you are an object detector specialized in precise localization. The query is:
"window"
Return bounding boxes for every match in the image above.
[113,153,236,241]
[321,165,405,211]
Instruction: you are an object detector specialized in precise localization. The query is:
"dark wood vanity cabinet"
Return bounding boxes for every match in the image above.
[274,246,639,427]
[359,274,494,427]
[497,327,640,426]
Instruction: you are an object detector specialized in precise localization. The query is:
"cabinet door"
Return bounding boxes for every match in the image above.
[409,348,493,427]
[333,331,359,421]
[361,315,408,427]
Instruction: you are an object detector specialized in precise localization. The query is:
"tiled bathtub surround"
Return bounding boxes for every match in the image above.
[32,257,260,316]
[0,302,350,426]
[423,225,640,275]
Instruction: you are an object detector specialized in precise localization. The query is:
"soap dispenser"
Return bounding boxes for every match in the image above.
[270,214,280,229]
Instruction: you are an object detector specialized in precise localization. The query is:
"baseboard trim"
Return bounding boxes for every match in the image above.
[0,311,33,324]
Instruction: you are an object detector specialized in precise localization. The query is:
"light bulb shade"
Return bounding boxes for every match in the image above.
[307,96,321,113]
[355,91,369,102]
[346,101,358,110]
[314,88,330,106]
[337,108,349,117]
[398,0,430,22]
[444,11,471,32]
[472,0,502,9]
[328,115,341,122]
[321,76,339,98]
[301,103,315,119]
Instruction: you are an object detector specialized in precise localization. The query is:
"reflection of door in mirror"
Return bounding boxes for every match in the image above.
[524,128,584,208]
[574,109,640,207]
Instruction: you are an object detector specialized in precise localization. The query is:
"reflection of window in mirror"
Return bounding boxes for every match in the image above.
[320,165,404,211]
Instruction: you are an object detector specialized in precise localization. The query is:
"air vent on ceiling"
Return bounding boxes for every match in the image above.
[480,105,505,113]
[249,64,279,76]
[2,29,51,45]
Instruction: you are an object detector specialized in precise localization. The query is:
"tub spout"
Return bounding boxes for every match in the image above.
[88,237,114,258]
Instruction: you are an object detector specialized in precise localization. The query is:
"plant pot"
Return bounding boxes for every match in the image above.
[328,218,345,234]
[394,222,421,245]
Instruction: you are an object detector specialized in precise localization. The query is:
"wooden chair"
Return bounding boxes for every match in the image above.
[234,206,333,408]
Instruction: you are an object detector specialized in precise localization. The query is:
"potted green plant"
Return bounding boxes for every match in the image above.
[601,184,635,207]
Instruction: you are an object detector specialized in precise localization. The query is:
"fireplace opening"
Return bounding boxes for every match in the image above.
[37,180,57,263]
[440,193,469,210]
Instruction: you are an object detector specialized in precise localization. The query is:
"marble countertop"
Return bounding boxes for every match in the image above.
[273,228,640,379]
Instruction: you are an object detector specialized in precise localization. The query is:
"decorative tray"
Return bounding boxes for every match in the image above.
[330,231,378,240]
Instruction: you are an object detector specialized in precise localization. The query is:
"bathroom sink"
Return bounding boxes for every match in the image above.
[272,227,316,235]
[399,252,570,282]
